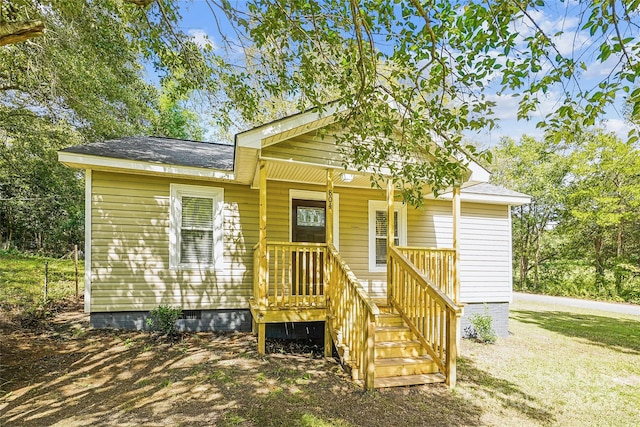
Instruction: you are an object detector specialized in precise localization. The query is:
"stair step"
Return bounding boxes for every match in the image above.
[375,340,425,358]
[375,326,414,341]
[376,313,404,327]
[374,356,439,378]
[374,373,445,388]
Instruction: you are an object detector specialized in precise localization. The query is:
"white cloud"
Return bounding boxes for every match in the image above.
[487,91,562,121]
[601,118,632,138]
[188,29,217,50]
[582,56,623,79]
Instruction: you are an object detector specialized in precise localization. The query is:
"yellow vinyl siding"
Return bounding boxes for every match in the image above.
[90,171,258,312]
[265,181,389,293]
[262,130,345,167]
[90,170,512,311]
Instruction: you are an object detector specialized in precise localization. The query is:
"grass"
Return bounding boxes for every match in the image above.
[0,258,638,426]
[0,250,83,311]
[458,300,640,426]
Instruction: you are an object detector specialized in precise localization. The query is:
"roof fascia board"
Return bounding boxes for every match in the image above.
[429,191,531,206]
[58,151,235,181]
[236,103,342,149]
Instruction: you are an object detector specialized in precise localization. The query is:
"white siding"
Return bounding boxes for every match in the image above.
[459,203,512,303]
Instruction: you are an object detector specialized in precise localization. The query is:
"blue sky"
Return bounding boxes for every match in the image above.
[169,0,635,146]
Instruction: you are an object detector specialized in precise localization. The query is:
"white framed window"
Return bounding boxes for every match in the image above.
[170,184,224,270]
[368,200,407,272]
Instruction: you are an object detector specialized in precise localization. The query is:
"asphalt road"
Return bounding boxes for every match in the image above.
[513,292,640,316]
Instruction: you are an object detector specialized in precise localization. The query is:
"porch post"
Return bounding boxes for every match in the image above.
[386,179,394,304]
[452,185,462,352]
[452,186,460,305]
[324,169,334,358]
[326,169,334,246]
[386,179,395,249]
[258,160,268,355]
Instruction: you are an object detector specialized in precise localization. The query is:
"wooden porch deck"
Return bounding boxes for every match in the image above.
[250,242,462,389]
[252,164,463,389]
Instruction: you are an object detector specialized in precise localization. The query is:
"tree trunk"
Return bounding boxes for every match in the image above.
[615,221,624,295]
[520,255,529,290]
[534,227,542,289]
[594,234,605,288]
[617,222,623,257]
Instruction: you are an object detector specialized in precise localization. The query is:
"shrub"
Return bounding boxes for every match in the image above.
[466,304,497,344]
[146,305,182,338]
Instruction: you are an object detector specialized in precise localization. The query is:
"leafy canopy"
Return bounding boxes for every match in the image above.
[4,0,640,202]
[170,0,640,200]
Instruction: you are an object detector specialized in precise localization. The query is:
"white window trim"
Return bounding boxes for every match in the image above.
[170,183,224,270]
[289,189,339,249]
[368,200,407,272]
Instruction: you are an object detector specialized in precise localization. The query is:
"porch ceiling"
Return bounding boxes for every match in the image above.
[252,157,378,189]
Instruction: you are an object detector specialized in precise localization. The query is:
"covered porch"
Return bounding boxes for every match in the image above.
[249,159,463,389]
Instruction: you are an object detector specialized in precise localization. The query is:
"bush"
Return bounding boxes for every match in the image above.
[146,305,182,338]
[466,304,497,344]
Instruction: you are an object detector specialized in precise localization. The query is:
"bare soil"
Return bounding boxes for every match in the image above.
[0,301,481,427]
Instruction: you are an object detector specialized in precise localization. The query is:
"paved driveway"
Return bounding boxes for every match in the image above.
[513,292,640,316]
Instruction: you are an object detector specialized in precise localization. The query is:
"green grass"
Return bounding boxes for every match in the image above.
[459,300,640,426]
[0,250,84,310]
[1,259,638,426]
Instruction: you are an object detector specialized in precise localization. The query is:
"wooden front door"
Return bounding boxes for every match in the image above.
[291,199,325,296]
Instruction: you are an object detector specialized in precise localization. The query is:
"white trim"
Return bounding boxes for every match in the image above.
[508,206,514,304]
[84,169,92,313]
[169,183,225,270]
[467,161,491,182]
[368,200,407,272]
[58,152,235,181]
[236,104,341,149]
[432,191,531,206]
[289,189,340,250]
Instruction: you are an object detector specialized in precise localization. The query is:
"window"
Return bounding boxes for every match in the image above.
[368,200,407,272]
[170,184,224,269]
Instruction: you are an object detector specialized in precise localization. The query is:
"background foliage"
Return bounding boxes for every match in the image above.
[492,130,640,303]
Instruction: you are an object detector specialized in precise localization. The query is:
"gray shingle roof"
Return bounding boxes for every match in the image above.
[461,182,529,198]
[60,136,235,171]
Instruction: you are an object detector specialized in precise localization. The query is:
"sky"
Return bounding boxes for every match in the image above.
[168,0,636,146]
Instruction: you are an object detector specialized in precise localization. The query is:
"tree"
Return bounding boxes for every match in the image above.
[565,130,640,294]
[0,0,172,253]
[0,111,84,252]
[491,135,571,290]
[7,1,639,201]
[172,0,640,201]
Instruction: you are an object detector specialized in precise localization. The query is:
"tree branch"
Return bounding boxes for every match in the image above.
[0,20,44,46]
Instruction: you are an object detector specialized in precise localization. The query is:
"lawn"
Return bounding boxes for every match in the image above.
[0,251,83,311]
[1,298,638,426]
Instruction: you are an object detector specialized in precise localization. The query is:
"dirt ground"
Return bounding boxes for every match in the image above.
[0,302,480,427]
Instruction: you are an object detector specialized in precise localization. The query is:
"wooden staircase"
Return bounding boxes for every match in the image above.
[371,305,445,388]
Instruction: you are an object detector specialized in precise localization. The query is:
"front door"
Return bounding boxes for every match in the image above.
[291,199,325,296]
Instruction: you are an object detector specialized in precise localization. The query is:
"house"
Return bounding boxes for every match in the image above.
[58,107,529,389]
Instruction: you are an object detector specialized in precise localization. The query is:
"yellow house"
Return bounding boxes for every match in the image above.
[58,107,529,390]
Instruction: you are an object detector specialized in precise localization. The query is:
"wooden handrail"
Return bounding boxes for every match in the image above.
[326,243,379,389]
[397,246,455,252]
[327,244,380,316]
[253,242,329,309]
[388,246,462,387]
[396,246,457,302]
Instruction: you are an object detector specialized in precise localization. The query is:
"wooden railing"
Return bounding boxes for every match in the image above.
[326,244,379,389]
[388,246,462,387]
[253,242,328,308]
[397,246,457,303]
